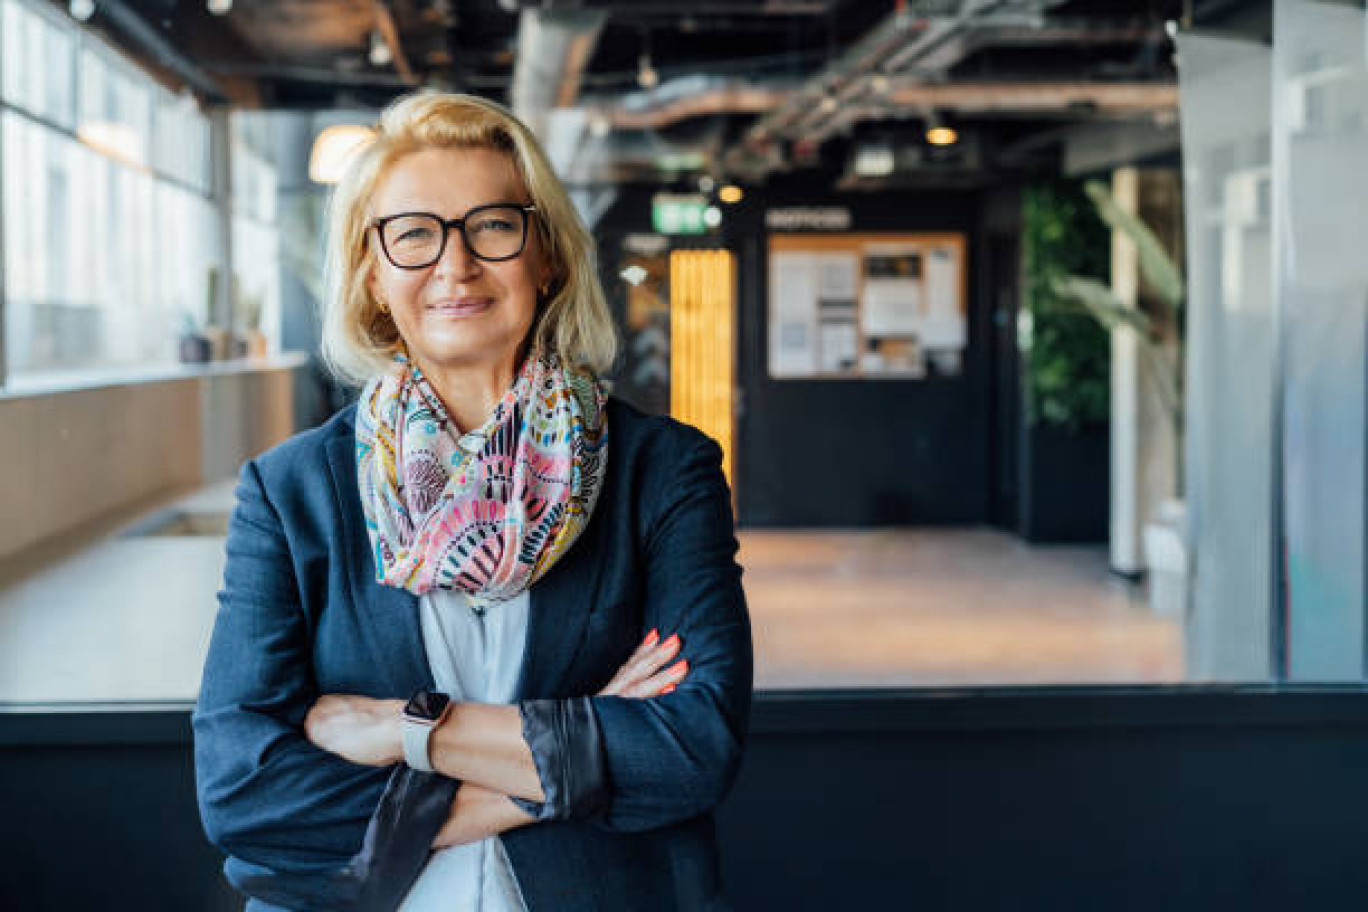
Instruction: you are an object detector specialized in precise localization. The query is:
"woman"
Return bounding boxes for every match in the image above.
[192,91,753,912]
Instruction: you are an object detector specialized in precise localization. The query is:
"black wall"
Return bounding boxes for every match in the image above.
[6,688,1368,911]
[596,181,997,528]
[733,182,989,526]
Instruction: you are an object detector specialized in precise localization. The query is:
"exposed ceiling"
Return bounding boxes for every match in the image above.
[60,0,1213,186]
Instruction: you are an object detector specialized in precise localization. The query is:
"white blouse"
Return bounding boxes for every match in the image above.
[397,589,533,912]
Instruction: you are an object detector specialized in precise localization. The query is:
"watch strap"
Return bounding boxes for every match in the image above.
[402,715,438,772]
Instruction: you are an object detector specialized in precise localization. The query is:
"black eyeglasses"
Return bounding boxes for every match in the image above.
[372,203,537,269]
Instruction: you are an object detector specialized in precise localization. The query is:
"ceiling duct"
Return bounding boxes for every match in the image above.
[510,10,606,140]
[722,0,1107,178]
[584,76,1175,134]
[584,76,793,131]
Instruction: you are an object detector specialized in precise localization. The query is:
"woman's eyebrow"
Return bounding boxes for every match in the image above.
[376,200,522,218]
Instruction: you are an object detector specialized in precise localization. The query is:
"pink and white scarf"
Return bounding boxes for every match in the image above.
[355,351,608,599]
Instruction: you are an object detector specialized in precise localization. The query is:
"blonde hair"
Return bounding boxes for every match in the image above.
[319,91,617,387]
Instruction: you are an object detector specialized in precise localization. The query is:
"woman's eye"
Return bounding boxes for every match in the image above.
[397,228,434,243]
[472,219,516,234]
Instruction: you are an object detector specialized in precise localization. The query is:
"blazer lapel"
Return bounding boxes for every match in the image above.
[515,514,605,700]
[325,429,432,697]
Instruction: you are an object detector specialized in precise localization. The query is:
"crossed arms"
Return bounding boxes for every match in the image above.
[192,430,752,905]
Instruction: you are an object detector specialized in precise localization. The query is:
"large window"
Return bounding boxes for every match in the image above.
[0,0,221,381]
[230,113,281,356]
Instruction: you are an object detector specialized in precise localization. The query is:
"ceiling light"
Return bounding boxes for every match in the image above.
[703,206,722,229]
[718,185,743,205]
[637,54,659,90]
[69,0,95,21]
[369,29,392,67]
[207,0,232,14]
[853,144,895,177]
[924,111,958,146]
[926,125,958,146]
[309,124,375,184]
[621,264,649,286]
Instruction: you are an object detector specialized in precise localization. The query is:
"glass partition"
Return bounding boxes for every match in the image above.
[1175,33,1275,681]
[1273,0,1368,679]
[3,0,1368,700]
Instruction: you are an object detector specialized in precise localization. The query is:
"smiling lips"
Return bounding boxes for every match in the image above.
[429,296,493,316]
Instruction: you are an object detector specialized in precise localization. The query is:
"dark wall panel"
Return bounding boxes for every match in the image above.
[731,185,989,527]
[720,688,1368,910]
[593,183,993,528]
[6,690,1368,912]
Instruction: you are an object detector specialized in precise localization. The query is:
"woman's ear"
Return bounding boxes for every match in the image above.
[536,259,557,302]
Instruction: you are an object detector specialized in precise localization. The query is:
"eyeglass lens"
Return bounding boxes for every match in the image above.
[381,206,527,267]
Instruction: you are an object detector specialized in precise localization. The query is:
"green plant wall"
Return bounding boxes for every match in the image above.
[1021,180,1112,429]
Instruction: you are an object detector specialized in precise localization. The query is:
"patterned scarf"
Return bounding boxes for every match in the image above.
[355,350,608,599]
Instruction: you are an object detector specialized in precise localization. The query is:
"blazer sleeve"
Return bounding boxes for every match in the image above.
[513,430,754,832]
[192,458,389,909]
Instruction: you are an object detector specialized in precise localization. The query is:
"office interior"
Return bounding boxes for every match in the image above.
[3,0,1368,909]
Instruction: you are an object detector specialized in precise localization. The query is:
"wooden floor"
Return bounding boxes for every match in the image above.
[0,490,1181,702]
[739,528,1182,688]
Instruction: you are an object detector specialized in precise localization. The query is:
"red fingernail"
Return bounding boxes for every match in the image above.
[660,683,677,694]
[643,629,659,647]
[663,634,680,650]
[674,659,689,674]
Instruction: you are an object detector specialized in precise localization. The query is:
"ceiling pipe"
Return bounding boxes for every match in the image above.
[498,1,833,12]
[883,81,1179,112]
[510,10,607,139]
[587,81,791,130]
[723,0,1097,177]
[732,5,925,154]
[587,77,1175,132]
[904,20,1166,72]
[802,79,1178,148]
[82,0,229,103]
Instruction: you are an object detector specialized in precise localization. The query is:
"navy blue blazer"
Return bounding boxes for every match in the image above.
[192,396,753,911]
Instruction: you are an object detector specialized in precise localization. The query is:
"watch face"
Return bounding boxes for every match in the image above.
[404,690,451,722]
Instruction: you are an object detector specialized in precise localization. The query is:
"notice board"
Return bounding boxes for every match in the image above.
[768,233,968,379]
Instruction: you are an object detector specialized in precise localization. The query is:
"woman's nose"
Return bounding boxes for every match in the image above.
[433,228,481,280]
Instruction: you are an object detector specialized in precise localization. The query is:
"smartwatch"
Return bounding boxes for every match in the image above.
[401,689,452,773]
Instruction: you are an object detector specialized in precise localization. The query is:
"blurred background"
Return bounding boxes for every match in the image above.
[3,0,1368,908]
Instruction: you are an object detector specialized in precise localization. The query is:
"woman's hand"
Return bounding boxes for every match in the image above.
[433,780,537,849]
[304,627,687,768]
[596,629,689,697]
[303,694,406,767]
[432,629,689,849]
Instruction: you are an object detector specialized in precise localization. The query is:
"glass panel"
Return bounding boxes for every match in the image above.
[42,11,74,129]
[152,90,211,191]
[2,110,87,372]
[2,114,218,376]
[1175,33,1275,680]
[1273,0,1368,679]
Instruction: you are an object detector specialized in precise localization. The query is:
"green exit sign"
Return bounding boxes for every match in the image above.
[652,194,708,235]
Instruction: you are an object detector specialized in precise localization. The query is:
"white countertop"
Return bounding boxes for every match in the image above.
[0,481,238,705]
[0,352,310,401]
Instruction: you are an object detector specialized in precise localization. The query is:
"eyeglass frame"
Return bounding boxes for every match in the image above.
[370,202,539,270]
